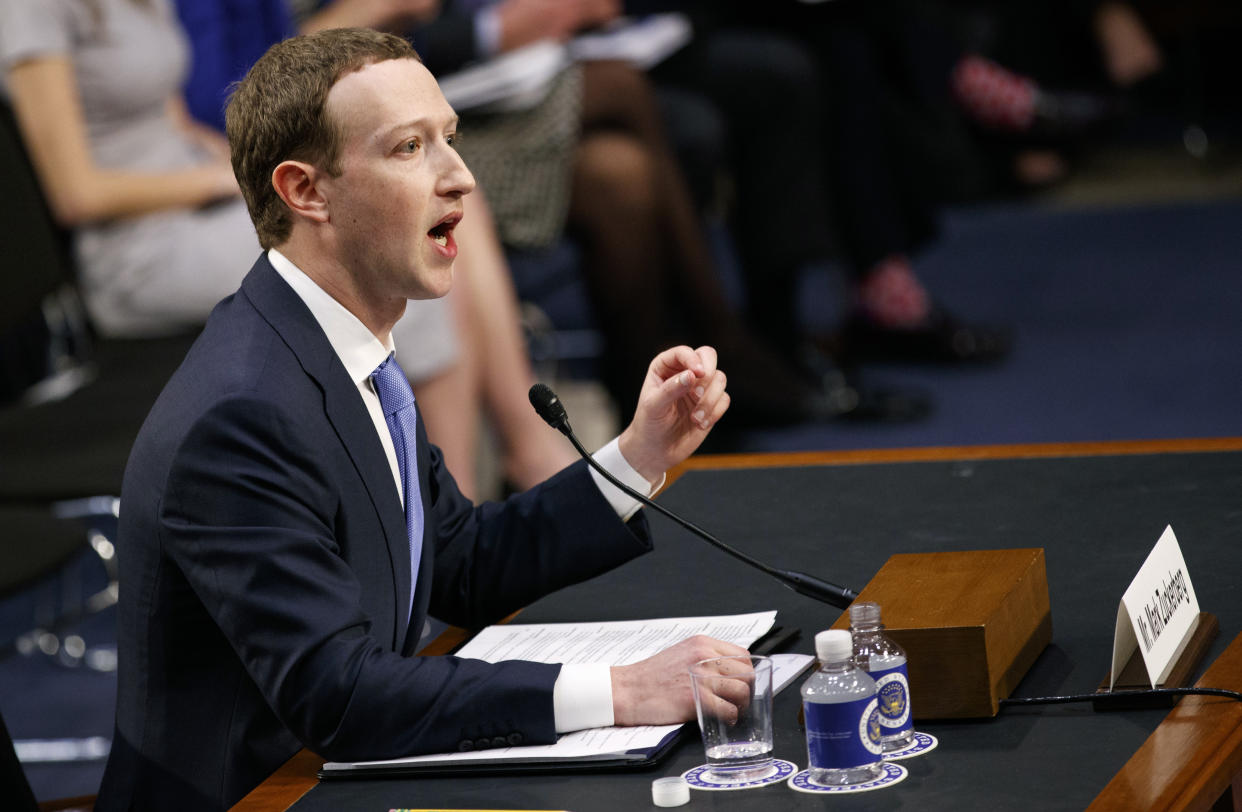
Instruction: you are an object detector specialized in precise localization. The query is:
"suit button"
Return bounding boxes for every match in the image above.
[491,736,508,748]
[457,740,474,752]
[475,738,492,750]
[507,733,524,746]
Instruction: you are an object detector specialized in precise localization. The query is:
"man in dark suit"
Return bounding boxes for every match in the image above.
[97,27,737,812]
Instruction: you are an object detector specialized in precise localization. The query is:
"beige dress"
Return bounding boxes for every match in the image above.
[0,0,457,378]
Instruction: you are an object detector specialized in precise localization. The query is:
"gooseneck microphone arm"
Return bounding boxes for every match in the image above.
[528,383,859,609]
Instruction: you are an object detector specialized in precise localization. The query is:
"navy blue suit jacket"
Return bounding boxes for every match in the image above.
[97,256,652,811]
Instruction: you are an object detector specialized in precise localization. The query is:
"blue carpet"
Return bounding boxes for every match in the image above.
[3,194,1241,802]
[743,196,1242,452]
[1,551,117,801]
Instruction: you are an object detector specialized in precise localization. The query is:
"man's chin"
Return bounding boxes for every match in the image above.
[409,263,454,300]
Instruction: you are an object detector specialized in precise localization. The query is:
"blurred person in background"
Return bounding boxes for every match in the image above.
[367,0,931,425]
[0,0,576,499]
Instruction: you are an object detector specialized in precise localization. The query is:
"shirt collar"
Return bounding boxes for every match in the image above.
[267,247,393,385]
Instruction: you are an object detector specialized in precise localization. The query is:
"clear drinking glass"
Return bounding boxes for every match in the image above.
[688,655,775,780]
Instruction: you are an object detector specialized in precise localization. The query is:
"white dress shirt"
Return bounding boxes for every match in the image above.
[268,248,661,733]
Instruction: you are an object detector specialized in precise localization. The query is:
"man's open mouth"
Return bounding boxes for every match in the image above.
[429,213,461,247]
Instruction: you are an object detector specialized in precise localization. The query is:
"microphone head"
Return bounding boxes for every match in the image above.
[529,383,571,435]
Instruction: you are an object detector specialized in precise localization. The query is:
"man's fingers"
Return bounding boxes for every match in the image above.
[650,368,700,417]
[611,637,753,727]
[650,345,706,383]
[692,345,718,377]
[687,345,717,383]
[682,635,749,663]
[707,639,750,660]
[711,654,755,679]
[694,370,728,423]
[709,675,754,707]
[688,644,756,719]
[693,673,754,725]
[698,687,743,725]
[707,391,730,426]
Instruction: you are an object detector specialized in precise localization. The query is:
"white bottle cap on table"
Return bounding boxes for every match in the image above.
[652,775,690,807]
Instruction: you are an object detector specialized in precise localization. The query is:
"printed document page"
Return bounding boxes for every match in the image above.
[455,611,777,666]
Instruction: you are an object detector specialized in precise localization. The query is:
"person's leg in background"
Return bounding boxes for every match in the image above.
[568,60,840,426]
[646,26,931,420]
[405,191,579,501]
[452,190,579,491]
[393,298,477,495]
[760,1,1013,363]
[651,28,834,359]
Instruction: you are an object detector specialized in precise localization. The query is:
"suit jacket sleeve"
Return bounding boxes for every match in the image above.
[158,391,651,761]
[421,436,654,632]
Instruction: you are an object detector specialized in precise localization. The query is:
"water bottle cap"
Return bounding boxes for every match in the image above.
[652,776,690,807]
[815,629,853,662]
[850,601,882,627]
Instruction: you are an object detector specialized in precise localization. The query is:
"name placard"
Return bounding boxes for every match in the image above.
[1111,526,1201,689]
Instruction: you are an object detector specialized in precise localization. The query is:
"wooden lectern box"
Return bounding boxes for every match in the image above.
[831,548,1052,719]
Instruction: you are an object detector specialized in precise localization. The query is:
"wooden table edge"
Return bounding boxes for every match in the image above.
[231,436,1242,811]
[664,436,1242,487]
[1088,630,1242,812]
[229,626,470,811]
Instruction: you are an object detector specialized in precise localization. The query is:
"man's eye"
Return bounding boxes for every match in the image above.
[446,132,461,149]
[402,138,421,153]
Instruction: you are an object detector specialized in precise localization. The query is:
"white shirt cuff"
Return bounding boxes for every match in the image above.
[589,437,665,522]
[553,662,615,733]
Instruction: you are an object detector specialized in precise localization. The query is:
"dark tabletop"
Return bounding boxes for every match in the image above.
[289,449,1242,811]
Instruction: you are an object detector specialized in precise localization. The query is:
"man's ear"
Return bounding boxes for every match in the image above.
[272,160,329,224]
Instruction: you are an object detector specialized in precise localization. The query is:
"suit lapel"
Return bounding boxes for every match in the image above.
[240,257,414,651]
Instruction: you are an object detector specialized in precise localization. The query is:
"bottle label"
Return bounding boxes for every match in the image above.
[869,664,913,732]
[804,696,883,770]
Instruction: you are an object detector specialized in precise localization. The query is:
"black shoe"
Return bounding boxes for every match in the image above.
[838,307,1013,365]
[710,333,839,428]
[1028,89,1125,140]
[713,335,932,428]
[800,345,933,423]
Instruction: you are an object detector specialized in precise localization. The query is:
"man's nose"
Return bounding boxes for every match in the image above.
[438,146,475,197]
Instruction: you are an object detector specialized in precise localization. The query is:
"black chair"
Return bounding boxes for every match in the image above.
[1,707,93,812]
[0,99,93,408]
[0,100,194,666]
[508,240,604,382]
[0,100,205,810]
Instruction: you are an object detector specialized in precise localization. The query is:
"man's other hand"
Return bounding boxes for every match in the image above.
[610,635,749,726]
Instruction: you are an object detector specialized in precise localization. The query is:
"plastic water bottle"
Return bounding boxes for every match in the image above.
[850,602,915,752]
[801,629,884,785]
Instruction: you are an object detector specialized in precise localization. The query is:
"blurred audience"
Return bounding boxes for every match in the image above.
[364,0,931,424]
[641,1,1166,367]
[644,2,1038,367]
[0,0,256,339]
[7,0,1192,451]
[0,0,575,498]
[940,1,1166,189]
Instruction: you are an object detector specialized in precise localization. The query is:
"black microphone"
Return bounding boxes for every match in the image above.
[529,383,859,609]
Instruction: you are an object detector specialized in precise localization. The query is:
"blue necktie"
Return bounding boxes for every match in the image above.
[370,354,424,624]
